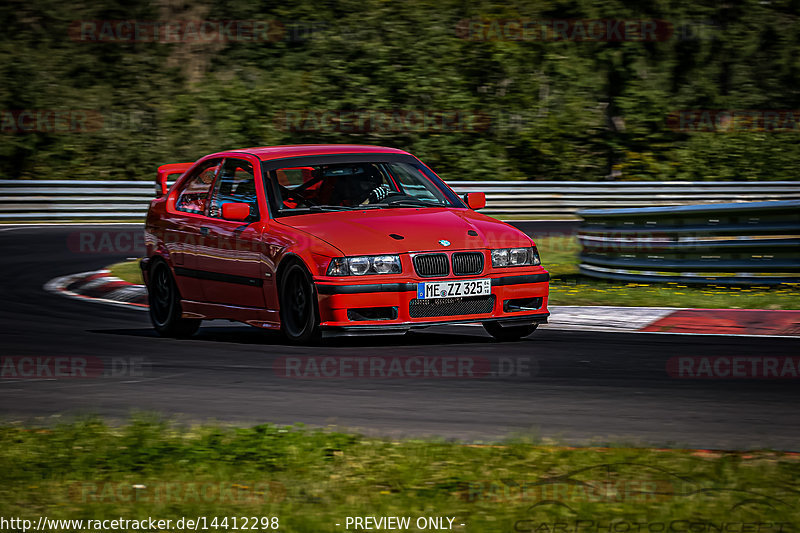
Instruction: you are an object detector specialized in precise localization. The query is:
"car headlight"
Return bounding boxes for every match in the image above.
[327,255,402,276]
[491,247,540,267]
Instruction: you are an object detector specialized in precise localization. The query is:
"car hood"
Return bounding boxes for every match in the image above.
[275,208,533,255]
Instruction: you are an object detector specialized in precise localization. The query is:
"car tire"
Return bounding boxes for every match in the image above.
[279,261,321,344]
[482,321,538,341]
[147,259,201,338]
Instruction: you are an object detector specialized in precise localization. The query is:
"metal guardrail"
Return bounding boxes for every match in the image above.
[577,200,800,285]
[1,179,799,220]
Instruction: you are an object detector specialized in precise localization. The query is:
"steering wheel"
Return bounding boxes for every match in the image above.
[358,187,404,205]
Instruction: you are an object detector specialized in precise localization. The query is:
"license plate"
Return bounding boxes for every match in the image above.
[417,279,492,299]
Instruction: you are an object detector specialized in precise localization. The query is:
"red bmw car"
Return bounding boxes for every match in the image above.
[142,145,549,343]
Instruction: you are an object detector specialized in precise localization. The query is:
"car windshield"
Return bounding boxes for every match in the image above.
[264,159,460,216]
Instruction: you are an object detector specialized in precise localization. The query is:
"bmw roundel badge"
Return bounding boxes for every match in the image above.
[439,239,451,247]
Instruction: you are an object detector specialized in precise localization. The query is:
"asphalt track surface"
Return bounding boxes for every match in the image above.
[1,224,799,450]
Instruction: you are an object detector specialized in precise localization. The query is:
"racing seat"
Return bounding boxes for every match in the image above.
[234,178,256,199]
[232,179,257,220]
[328,166,384,206]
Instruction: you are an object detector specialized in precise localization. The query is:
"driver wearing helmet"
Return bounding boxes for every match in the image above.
[330,165,393,206]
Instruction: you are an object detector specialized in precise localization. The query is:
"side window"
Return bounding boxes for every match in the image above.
[175,160,222,215]
[208,158,259,221]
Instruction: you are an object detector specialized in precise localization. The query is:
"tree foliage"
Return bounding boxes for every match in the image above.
[1,0,799,180]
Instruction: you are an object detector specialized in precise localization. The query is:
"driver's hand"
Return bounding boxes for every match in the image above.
[367,184,391,203]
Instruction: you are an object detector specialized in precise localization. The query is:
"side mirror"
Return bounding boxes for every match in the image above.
[156,162,192,198]
[464,192,486,210]
[222,202,252,222]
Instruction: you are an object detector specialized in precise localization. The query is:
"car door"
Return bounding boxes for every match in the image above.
[168,158,223,302]
[195,157,267,308]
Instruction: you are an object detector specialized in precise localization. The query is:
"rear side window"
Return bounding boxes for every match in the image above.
[175,160,222,215]
[208,158,259,221]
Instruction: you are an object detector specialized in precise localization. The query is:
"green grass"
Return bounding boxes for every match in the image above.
[535,236,800,310]
[2,419,798,532]
[108,237,800,309]
[109,260,143,285]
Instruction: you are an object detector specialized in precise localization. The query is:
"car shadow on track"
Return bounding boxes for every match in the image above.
[87,325,507,348]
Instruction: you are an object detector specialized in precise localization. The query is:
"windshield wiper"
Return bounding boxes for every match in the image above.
[281,204,383,214]
[279,205,345,214]
[309,205,355,211]
[384,198,441,208]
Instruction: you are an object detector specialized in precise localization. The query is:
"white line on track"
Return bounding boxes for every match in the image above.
[43,272,148,311]
[43,272,800,338]
[449,322,799,338]
[119,372,190,384]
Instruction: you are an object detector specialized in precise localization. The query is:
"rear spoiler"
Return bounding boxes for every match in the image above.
[156,162,193,198]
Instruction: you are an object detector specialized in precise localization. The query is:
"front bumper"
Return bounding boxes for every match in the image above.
[315,271,550,332]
